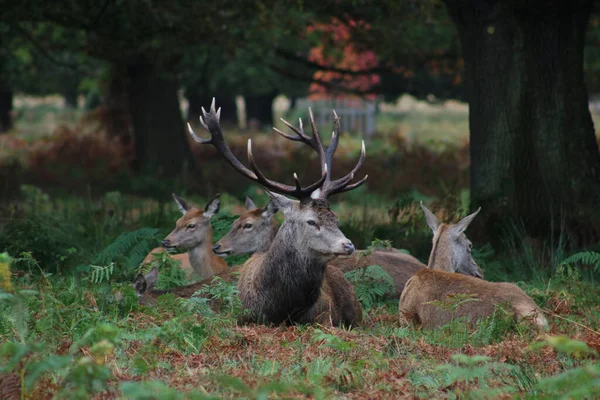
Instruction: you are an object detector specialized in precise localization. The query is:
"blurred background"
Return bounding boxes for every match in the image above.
[1,1,600,278]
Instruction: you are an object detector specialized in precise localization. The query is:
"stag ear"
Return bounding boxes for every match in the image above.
[266,191,295,216]
[245,196,257,210]
[204,193,221,218]
[262,199,279,218]
[420,201,440,233]
[310,188,322,199]
[451,207,481,235]
[172,193,191,214]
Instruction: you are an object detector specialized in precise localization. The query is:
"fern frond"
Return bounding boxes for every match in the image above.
[94,228,161,266]
[345,265,394,309]
[90,263,115,284]
[560,251,600,272]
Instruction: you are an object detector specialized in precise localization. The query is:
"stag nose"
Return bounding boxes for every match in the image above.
[342,241,355,255]
[212,244,221,253]
[161,239,170,248]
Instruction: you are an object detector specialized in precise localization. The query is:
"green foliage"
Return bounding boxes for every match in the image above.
[92,227,161,280]
[436,354,518,399]
[558,251,600,276]
[344,265,395,309]
[193,275,242,315]
[312,329,357,352]
[120,381,217,399]
[141,251,189,290]
[89,262,115,284]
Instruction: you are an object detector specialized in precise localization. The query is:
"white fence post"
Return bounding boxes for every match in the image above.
[292,96,376,141]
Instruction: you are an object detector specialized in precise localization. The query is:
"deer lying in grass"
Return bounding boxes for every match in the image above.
[141,193,228,281]
[132,264,244,306]
[213,196,426,297]
[188,98,364,327]
[399,202,548,330]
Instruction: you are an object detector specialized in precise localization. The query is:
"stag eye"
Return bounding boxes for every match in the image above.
[187,224,196,229]
[243,223,253,229]
[306,220,317,227]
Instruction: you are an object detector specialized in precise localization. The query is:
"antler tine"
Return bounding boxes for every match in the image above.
[273,117,310,142]
[246,138,328,198]
[323,110,342,181]
[318,138,368,198]
[187,97,257,180]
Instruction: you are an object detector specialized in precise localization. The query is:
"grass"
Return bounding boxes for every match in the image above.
[0,187,599,399]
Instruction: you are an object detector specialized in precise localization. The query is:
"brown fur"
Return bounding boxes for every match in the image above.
[399,205,548,330]
[400,269,547,329]
[141,194,228,281]
[234,196,362,327]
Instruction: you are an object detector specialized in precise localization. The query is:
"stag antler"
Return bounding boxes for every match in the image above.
[274,109,368,199]
[187,98,327,199]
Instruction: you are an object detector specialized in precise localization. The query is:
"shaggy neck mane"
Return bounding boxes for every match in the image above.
[259,221,327,323]
[428,224,453,271]
[257,219,280,253]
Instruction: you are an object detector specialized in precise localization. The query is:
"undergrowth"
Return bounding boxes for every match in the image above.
[0,188,599,398]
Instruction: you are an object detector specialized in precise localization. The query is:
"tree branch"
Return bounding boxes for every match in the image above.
[10,24,82,70]
[268,64,377,97]
[275,48,391,76]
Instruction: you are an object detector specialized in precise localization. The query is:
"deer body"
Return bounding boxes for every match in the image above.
[187,99,366,326]
[399,204,548,330]
[236,198,362,326]
[141,194,228,281]
[215,197,426,298]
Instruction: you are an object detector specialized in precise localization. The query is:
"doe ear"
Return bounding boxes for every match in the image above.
[204,193,221,218]
[245,196,257,210]
[451,207,481,235]
[172,193,191,215]
[266,191,295,215]
[420,201,440,233]
[262,199,279,218]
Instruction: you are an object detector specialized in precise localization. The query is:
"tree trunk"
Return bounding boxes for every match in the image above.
[445,0,600,244]
[128,63,195,176]
[104,66,132,146]
[0,80,13,133]
[63,89,78,109]
[244,91,278,128]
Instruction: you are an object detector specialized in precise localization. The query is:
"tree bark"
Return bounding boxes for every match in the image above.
[128,63,195,176]
[104,66,132,146]
[445,0,600,243]
[0,80,13,133]
[244,90,278,128]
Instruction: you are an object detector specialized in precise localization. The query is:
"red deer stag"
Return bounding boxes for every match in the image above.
[187,98,365,327]
[399,202,548,330]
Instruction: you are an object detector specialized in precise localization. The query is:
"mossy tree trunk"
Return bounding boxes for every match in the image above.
[128,62,195,176]
[445,0,600,243]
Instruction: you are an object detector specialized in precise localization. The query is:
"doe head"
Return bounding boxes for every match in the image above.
[420,201,483,278]
[161,193,221,250]
[213,196,279,256]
